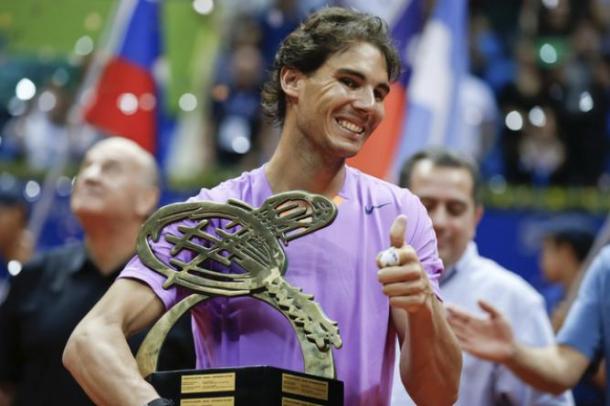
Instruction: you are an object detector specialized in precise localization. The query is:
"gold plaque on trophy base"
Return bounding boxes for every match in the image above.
[147,366,343,406]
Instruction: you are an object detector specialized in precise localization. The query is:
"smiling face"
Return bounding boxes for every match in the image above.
[283,42,390,159]
[408,160,483,269]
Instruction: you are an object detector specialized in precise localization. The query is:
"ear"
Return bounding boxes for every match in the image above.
[474,205,484,227]
[280,66,304,100]
[135,186,160,218]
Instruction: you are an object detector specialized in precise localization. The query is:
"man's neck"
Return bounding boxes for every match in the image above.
[82,218,141,276]
[266,126,346,198]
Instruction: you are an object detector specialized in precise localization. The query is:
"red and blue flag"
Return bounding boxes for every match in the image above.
[346,0,467,181]
[390,0,468,177]
[84,0,171,165]
[345,0,424,179]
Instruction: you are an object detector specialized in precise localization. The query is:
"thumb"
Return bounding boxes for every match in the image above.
[478,299,501,319]
[389,215,407,248]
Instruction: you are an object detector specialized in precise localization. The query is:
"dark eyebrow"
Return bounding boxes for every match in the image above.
[336,68,390,96]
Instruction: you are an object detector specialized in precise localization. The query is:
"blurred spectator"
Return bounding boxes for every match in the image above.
[594,54,610,178]
[0,137,194,405]
[468,0,610,185]
[537,0,575,37]
[208,2,324,170]
[0,176,32,304]
[538,220,604,406]
[445,244,610,405]
[499,38,569,185]
[257,0,304,69]
[540,222,595,329]
[212,13,263,85]
[468,11,513,93]
[393,148,573,405]
[518,106,567,185]
[558,18,609,185]
[209,14,265,167]
[1,82,73,172]
[590,0,610,28]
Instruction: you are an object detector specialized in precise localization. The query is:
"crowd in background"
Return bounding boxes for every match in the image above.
[0,0,609,185]
[470,0,610,187]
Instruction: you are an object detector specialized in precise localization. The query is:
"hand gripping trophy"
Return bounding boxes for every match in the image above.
[135,191,344,405]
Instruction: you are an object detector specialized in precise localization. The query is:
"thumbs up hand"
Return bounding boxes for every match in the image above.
[377,215,434,313]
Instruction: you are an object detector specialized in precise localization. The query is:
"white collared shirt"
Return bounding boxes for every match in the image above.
[391,242,574,406]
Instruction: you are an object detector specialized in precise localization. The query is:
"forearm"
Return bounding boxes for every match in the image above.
[504,344,584,395]
[493,364,574,406]
[399,298,461,405]
[63,319,159,406]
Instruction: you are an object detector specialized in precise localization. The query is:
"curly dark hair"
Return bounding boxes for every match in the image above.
[261,6,401,127]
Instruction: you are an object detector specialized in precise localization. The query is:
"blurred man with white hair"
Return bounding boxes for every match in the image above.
[0,137,194,406]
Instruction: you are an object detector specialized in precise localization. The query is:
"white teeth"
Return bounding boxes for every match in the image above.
[337,119,363,134]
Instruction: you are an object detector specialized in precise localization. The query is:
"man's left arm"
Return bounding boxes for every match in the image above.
[378,215,461,405]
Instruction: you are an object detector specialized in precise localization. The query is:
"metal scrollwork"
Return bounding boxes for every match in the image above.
[135,191,342,379]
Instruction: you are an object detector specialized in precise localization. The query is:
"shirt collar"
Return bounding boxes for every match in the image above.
[440,242,479,287]
[259,164,352,203]
[65,242,88,275]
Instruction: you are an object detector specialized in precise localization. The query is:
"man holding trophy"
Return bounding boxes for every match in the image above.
[63,7,461,405]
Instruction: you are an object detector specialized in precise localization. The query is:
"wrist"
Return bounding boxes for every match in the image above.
[502,340,520,366]
[406,292,436,322]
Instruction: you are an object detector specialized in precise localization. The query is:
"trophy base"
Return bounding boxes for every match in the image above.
[148,365,344,406]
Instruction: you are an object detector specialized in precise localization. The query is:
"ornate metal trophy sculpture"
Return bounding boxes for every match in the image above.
[135,191,344,405]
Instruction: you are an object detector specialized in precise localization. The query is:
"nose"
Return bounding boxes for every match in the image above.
[429,206,449,230]
[352,86,377,113]
[79,163,102,183]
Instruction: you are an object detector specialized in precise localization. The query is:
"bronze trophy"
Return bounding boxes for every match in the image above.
[135,191,344,405]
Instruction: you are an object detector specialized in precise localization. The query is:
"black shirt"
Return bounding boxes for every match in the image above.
[0,242,195,406]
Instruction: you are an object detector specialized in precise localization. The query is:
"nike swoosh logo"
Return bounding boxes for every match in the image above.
[364,202,391,214]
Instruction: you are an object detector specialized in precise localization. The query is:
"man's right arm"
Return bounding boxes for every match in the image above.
[63,278,166,406]
[447,300,589,395]
[447,301,589,394]
[449,248,610,396]
[496,290,574,405]
[505,342,588,395]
